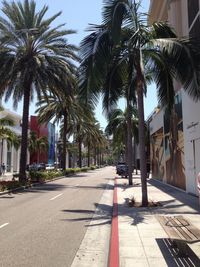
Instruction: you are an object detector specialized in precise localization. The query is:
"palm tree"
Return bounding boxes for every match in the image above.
[85,122,107,167]
[0,0,78,181]
[73,111,98,168]
[80,30,138,182]
[28,131,48,163]
[79,0,200,206]
[36,92,77,170]
[105,107,138,184]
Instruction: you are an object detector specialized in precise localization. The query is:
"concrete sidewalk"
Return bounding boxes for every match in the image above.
[70,173,200,267]
[117,174,200,267]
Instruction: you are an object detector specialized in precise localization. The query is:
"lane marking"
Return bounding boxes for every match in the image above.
[0,223,9,229]
[50,193,63,201]
[109,177,119,267]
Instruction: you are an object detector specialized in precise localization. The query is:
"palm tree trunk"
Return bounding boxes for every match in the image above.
[137,84,148,206]
[77,125,82,168]
[78,139,82,168]
[127,98,133,185]
[1,139,3,175]
[1,139,3,165]
[98,148,101,166]
[94,148,97,165]
[87,140,90,167]
[19,83,31,182]
[62,113,67,170]
[124,135,128,164]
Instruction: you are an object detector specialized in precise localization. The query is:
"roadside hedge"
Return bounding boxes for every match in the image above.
[0,166,98,192]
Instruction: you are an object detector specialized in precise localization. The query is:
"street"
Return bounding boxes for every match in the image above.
[0,166,114,267]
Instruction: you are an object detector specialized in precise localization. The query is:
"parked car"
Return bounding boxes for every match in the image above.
[28,163,46,171]
[37,163,46,171]
[45,164,55,170]
[116,162,128,178]
[28,163,38,171]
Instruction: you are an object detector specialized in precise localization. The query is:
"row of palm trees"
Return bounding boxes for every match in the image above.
[36,93,108,169]
[0,0,80,180]
[0,0,108,180]
[79,0,200,206]
[1,0,200,206]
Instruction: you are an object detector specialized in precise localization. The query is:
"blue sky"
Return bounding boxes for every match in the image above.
[2,0,157,129]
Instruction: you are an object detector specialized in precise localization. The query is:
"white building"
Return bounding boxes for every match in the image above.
[0,108,21,173]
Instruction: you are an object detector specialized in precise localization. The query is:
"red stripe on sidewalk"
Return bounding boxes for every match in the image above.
[109,177,119,267]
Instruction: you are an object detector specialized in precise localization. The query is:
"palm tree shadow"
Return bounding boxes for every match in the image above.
[148,179,199,212]
[61,202,112,227]
[61,202,146,227]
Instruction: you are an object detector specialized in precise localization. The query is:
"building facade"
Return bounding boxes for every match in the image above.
[30,116,56,165]
[0,108,21,173]
[149,0,200,195]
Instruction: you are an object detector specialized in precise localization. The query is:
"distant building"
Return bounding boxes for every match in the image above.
[29,116,55,164]
[149,0,200,195]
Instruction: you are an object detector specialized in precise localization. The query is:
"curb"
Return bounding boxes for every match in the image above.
[71,179,113,267]
[108,177,119,267]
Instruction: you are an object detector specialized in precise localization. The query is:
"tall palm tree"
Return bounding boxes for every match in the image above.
[73,111,98,168]
[36,91,77,170]
[0,0,78,181]
[79,29,138,182]
[105,106,138,184]
[84,122,107,167]
[79,0,200,206]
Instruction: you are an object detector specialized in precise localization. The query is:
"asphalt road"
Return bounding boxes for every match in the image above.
[0,166,115,267]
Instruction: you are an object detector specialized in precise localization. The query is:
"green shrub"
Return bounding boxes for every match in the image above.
[65,168,73,175]
[29,170,64,182]
[0,180,21,191]
[74,168,81,172]
[81,167,89,172]
[90,166,96,170]
[0,165,98,192]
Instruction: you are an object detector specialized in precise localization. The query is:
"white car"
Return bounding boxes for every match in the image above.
[45,164,55,170]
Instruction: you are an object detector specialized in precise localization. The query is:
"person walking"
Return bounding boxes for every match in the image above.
[1,163,5,175]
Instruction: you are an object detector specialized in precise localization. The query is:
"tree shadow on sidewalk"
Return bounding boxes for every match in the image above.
[148,179,199,213]
[61,201,148,227]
